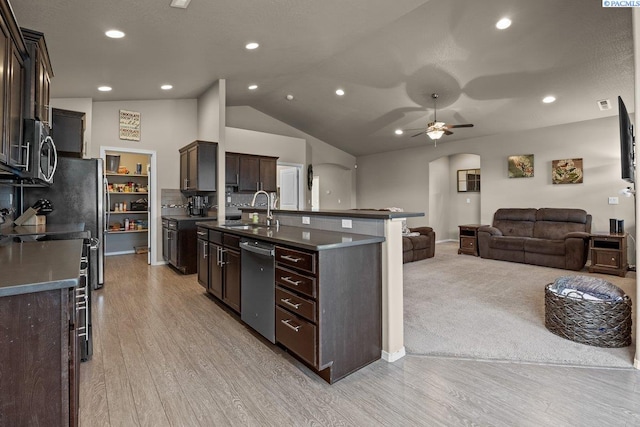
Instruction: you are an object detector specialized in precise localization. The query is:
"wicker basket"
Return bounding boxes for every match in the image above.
[544,283,632,348]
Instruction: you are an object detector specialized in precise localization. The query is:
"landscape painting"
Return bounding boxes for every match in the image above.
[508,155,534,178]
[552,158,583,184]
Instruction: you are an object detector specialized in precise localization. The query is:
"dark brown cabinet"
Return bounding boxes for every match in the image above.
[225,152,240,186]
[230,152,278,192]
[21,28,52,126]
[588,232,628,277]
[197,228,209,288]
[274,243,381,384]
[0,287,79,426]
[203,230,241,312]
[179,140,217,191]
[52,108,85,157]
[162,219,193,274]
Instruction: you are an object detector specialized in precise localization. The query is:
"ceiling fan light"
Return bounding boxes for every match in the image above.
[427,129,444,140]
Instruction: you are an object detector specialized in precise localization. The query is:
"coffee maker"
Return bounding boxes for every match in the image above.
[188,195,208,217]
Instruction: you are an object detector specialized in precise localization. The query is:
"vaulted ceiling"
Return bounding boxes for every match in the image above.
[11,0,634,156]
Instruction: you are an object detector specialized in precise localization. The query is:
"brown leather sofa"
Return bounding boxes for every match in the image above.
[402,227,436,263]
[477,208,591,270]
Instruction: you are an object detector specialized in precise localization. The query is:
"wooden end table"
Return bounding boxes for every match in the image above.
[588,232,628,277]
[458,224,486,256]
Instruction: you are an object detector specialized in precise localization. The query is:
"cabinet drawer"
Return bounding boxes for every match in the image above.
[460,236,476,249]
[276,306,317,367]
[276,286,316,323]
[196,227,208,240]
[167,220,177,230]
[276,266,316,298]
[275,246,316,274]
[593,250,620,268]
[223,233,240,249]
[209,230,222,244]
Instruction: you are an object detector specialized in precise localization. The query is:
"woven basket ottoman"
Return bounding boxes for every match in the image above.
[544,276,632,348]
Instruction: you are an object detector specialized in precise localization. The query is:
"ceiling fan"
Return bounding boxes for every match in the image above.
[405,93,474,145]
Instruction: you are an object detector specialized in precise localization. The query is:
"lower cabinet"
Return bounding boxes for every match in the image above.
[0,287,79,426]
[163,218,216,275]
[197,229,208,288]
[204,230,241,312]
[274,243,382,384]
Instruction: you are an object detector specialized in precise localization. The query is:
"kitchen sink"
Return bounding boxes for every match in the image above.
[223,223,263,230]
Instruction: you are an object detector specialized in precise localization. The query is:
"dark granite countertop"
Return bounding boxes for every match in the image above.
[162,215,218,222]
[0,222,87,237]
[197,221,384,251]
[237,207,424,219]
[0,240,83,297]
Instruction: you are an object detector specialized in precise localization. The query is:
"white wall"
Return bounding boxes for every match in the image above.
[358,116,635,243]
[92,99,199,264]
[227,105,357,208]
[448,154,481,239]
[428,156,449,240]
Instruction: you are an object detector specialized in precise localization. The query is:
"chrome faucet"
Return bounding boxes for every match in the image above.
[251,190,272,226]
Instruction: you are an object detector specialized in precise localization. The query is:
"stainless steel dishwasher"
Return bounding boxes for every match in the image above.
[240,238,276,343]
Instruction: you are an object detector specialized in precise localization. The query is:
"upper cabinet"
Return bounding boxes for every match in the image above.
[21,28,53,126]
[0,1,27,170]
[52,108,85,158]
[179,140,217,192]
[227,152,278,192]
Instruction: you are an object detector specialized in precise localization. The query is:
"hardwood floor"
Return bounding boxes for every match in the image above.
[80,254,640,426]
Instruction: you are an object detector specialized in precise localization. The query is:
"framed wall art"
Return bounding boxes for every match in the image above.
[508,154,534,178]
[552,158,583,184]
[119,109,141,141]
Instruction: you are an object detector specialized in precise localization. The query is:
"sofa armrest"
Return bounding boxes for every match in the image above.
[478,225,503,236]
[564,231,590,240]
[410,226,433,236]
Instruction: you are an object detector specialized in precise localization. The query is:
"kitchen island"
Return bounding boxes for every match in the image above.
[0,239,83,426]
[197,220,384,383]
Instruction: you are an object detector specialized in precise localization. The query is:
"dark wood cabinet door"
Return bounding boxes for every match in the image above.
[52,108,85,157]
[162,226,170,261]
[37,58,51,124]
[208,242,223,298]
[197,233,209,288]
[169,230,178,267]
[223,249,241,312]
[7,40,23,168]
[259,157,277,192]
[179,150,188,190]
[225,153,239,186]
[0,22,8,164]
[187,146,198,190]
[239,155,260,191]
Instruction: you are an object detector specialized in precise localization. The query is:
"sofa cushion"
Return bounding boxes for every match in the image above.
[489,236,526,251]
[493,208,537,237]
[536,208,587,223]
[407,235,430,250]
[402,237,413,252]
[533,208,589,240]
[533,221,588,240]
[524,238,565,255]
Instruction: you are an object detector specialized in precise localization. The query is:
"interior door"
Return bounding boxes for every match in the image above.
[279,167,299,210]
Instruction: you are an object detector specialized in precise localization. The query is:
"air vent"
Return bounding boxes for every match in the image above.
[597,99,612,111]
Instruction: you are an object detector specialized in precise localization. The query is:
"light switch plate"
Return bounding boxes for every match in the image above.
[608,197,619,205]
[302,216,310,224]
[342,219,353,229]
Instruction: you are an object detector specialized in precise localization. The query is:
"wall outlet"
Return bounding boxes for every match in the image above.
[302,216,310,224]
[342,219,352,229]
[608,197,619,205]
[466,198,471,204]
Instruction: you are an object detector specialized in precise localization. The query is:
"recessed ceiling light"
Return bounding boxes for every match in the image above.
[336,89,345,96]
[248,84,258,90]
[542,95,556,104]
[161,84,173,90]
[395,129,404,135]
[286,94,294,101]
[170,0,191,9]
[496,18,512,30]
[245,42,260,50]
[98,86,112,92]
[105,30,125,39]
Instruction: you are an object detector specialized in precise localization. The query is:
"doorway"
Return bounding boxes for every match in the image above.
[277,163,304,210]
[100,146,157,265]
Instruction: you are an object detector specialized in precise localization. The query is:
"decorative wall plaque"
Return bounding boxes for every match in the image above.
[119,110,141,141]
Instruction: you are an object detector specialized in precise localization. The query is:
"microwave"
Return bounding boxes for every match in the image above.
[23,119,58,184]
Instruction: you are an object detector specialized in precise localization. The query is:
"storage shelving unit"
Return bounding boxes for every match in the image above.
[105,170,149,255]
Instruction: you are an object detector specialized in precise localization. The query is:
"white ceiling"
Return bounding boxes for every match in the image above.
[11,0,634,157]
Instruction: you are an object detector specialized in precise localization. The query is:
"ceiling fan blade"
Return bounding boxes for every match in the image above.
[444,130,453,135]
[403,128,425,131]
[447,123,474,128]
[411,132,425,138]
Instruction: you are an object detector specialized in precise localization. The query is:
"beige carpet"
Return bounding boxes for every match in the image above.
[403,242,636,367]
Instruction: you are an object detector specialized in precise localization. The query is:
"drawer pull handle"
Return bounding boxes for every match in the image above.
[281,255,302,263]
[197,231,207,236]
[281,319,301,332]
[281,298,301,309]
[281,276,302,286]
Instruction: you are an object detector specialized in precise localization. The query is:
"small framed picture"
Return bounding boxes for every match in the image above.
[508,154,534,178]
[552,158,583,184]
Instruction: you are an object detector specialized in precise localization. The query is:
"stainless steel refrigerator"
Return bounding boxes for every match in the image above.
[24,156,105,289]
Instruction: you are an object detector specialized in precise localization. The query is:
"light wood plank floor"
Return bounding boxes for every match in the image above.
[80,254,640,426]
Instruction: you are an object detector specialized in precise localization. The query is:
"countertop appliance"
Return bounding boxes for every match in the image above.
[24,157,105,290]
[240,238,276,343]
[188,195,208,217]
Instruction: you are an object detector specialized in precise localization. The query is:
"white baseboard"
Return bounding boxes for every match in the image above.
[635,357,640,370]
[105,250,136,256]
[381,347,406,362]
[436,239,457,244]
